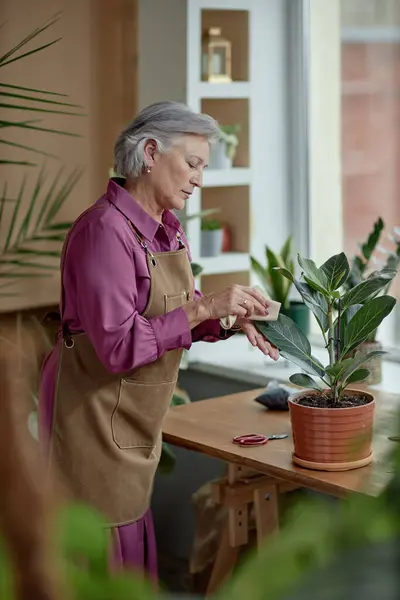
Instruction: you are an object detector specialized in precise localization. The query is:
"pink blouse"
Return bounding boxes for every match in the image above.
[39,179,231,437]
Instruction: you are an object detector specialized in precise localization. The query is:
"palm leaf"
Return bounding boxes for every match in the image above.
[0,119,81,137]
[0,15,83,296]
[0,137,58,158]
[0,15,83,168]
[0,82,68,97]
[0,102,85,117]
[0,90,81,108]
[0,13,61,67]
[3,175,27,251]
[0,167,78,295]
[0,159,36,166]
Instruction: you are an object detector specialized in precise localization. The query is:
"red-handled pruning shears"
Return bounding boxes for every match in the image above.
[232,433,288,447]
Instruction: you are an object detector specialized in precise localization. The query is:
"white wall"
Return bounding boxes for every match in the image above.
[308,0,343,265]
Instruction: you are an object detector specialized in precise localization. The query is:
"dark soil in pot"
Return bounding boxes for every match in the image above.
[296,392,372,409]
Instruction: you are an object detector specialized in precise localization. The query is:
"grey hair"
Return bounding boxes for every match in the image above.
[114,101,220,178]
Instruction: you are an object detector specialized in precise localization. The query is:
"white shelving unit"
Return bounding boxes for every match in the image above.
[138,0,291,359]
[197,82,252,99]
[203,168,251,188]
[199,252,249,276]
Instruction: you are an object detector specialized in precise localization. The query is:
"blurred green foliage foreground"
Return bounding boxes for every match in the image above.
[1,437,400,600]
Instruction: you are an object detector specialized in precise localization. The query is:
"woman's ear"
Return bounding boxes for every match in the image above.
[143,139,158,168]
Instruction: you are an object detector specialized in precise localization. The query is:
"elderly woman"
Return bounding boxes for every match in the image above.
[38,101,278,580]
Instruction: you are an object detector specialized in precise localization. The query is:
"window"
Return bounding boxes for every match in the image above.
[341,0,400,350]
[308,0,400,353]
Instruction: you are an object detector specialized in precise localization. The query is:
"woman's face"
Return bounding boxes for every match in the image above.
[147,134,210,211]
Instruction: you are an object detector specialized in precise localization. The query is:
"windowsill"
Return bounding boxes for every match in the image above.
[187,334,400,395]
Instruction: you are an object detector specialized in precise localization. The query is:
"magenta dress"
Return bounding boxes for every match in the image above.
[38,179,231,580]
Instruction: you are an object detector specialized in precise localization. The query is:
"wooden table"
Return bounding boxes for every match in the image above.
[162,387,399,594]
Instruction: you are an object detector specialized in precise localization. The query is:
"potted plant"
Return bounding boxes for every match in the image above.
[251,236,310,335]
[209,124,240,169]
[343,218,400,384]
[200,218,223,257]
[254,251,397,471]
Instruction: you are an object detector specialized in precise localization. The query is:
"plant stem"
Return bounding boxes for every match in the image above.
[327,302,335,366]
[336,299,341,362]
[327,301,338,403]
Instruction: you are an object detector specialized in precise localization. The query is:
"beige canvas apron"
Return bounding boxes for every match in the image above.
[48,213,194,526]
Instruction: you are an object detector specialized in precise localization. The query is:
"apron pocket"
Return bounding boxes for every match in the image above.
[164,291,187,313]
[111,378,175,451]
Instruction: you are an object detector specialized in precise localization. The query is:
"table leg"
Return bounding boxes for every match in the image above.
[205,522,240,597]
[253,484,279,548]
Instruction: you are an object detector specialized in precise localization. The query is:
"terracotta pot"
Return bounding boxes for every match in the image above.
[289,389,375,471]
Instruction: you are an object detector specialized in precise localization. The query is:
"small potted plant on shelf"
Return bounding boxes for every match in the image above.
[209,124,240,169]
[343,218,400,384]
[251,236,310,335]
[254,251,397,471]
[200,218,223,257]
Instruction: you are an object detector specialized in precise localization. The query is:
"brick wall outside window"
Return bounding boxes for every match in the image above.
[341,41,400,297]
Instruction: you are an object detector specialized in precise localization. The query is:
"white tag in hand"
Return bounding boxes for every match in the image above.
[250,286,281,322]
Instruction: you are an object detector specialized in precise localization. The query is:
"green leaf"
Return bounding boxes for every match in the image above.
[0,272,51,278]
[251,255,272,296]
[342,296,396,356]
[29,234,67,242]
[44,167,83,225]
[341,271,397,309]
[339,350,386,384]
[325,358,354,379]
[13,248,61,257]
[345,368,370,385]
[158,442,176,475]
[3,175,26,251]
[361,217,384,261]
[0,159,36,166]
[34,165,64,228]
[294,280,329,332]
[335,304,363,351]
[0,82,68,97]
[45,221,74,231]
[273,266,294,282]
[170,391,190,406]
[320,252,350,290]
[0,259,58,270]
[289,373,321,391]
[57,503,109,572]
[266,246,290,304]
[280,236,293,264]
[298,254,329,293]
[0,120,81,137]
[0,90,82,108]
[16,166,45,243]
[254,314,326,378]
[0,101,85,117]
[191,262,203,277]
[0,181,7,225]
[0,14,62,67]
[0,137,58,158]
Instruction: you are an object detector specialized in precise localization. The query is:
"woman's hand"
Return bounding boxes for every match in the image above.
[238,319,280,361]
[200,285,270,320]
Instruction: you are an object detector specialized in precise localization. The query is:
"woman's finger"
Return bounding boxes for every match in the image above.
[262,338,280,361]
[242,286,269,307]
[239,293,267,317]
[242,323,257,346]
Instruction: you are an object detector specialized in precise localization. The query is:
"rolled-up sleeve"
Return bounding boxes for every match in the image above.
[70,221,192,373]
